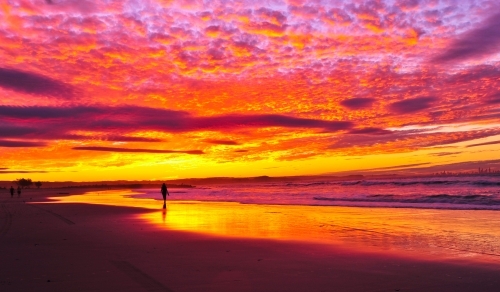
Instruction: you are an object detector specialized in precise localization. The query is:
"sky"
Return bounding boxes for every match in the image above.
[1,0,500,181]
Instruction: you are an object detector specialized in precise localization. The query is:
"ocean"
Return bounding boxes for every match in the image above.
[132,175,500,211]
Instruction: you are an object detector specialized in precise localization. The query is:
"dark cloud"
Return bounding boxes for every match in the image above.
[85,136,163,142]
[485,92,500,105]
[433,12,500,64]
[0,67,74,98]
[204,139,240,145]
[328,159,500,176]
[0,140,47,147]
[0,170,49,173]
[199,114,352,132]
[72,146,204,154]
[466,140,500,148]
[428,152,462,157]
[0,105,354,139]
[349,127,392,135]
[0,125,39,138]
[330,128,500,151]
[323,162,431,175]
[366,163,431,171]
[388,96,436,114]
[340,98,375,110]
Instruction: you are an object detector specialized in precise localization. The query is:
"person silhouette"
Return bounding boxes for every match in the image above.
[10,186,14,198]
[17,186,21,197]
[161,183,169,209]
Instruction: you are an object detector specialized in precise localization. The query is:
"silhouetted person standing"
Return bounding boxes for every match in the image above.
[10,186,14,198]
[17,186,21,197]
[161,183,169,209]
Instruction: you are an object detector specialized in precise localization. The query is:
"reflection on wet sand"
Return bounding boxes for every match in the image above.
[48,190,500,263]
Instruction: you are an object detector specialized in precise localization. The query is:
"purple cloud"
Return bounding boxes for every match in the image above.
[0,170,49,173]
[466,140,500,148]
[433,12,500,63]
[340,98,375,110]
[72,146,204,154]
[0,105,354,140]
[428,152,462,157]
[349,127,392,135]
[388,96,436,114]
[0,140,47,147]
[0,67,74,98]
[204,139,240,145]
[485,92,500,105]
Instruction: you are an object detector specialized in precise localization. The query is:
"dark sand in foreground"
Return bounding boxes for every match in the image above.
[1,189,500,291]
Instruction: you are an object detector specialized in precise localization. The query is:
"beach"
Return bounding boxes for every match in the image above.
[1,188,500,291]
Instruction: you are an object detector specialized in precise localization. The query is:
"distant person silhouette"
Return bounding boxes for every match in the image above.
[10,186,14,198]
[161,183,169,209]
[17,186,21,197]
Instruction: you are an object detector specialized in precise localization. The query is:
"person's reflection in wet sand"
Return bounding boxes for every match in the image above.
[162,209,167,224]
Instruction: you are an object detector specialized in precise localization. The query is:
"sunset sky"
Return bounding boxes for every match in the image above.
[1,0,500,181]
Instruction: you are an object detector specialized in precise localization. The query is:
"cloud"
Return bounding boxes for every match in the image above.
[72,146,204,154]
[388,96,436,114]
[330,128,500,153]
[485,92,500,105]
[428,151,462,157]
[323,162,431,175]
[366,162,431,171]
[0,105,354,139]
[0,125,39,138]
[0,140,47,147]
[349,127,392,135]
[340,98,375,110]
[198,114,353,132]
[328,159,500,175]
[0,170,49,174]
[0,67,74,98]
[432,12,500,64]
[466,140,500,148]
[203,139,240,145]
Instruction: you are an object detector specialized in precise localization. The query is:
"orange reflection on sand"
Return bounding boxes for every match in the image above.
[47,190,160,209]
[143,202,500,262]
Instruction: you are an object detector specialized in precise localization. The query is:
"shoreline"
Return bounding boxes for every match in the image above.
[2,188,500,291]
[44,189,500,265]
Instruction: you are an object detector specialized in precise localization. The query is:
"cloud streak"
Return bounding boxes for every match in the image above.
[389,97,437,114]
[72,146,204,155]
[0,105,354,141]
[0,68,74,98]
[433,12,500,64]
[0,140,47,147]
[466,140,500,148]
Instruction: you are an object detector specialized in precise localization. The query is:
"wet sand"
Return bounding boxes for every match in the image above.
[1,188,500,291]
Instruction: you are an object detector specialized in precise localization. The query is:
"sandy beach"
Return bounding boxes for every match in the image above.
[1,188,500,292]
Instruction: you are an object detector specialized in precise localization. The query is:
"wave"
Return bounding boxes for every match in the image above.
[314,193,500,207]
[286,179,500,188]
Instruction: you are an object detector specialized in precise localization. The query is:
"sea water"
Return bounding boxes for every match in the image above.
[132,175,500,210]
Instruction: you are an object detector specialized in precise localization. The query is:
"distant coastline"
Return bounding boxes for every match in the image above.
[1,172,499,189]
